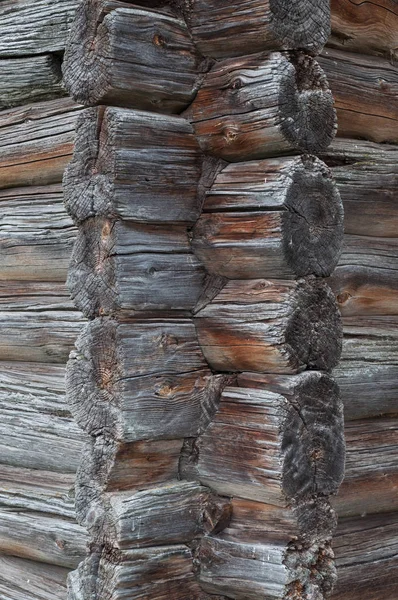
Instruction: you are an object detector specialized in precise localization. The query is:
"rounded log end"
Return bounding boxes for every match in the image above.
[285,542,337,600]
[280,53,337,154]
[286,279,343,372]
[282,156,344,277]
[270,0,331,54]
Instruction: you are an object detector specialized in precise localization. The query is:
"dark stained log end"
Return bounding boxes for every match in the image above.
[270,0,331,54]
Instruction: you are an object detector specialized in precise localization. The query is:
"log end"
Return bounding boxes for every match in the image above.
[270,0,331,54]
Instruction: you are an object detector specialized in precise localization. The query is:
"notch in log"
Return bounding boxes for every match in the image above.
[192,155,343,279]
[194,278,342,373]
[187,51,336,160]
[183,0,330,58]
[66,317,226,440]
[63,106,203,225]
[63,0,204,111]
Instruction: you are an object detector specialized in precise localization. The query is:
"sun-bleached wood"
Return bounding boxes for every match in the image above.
[63,0,204,111]
[188,51,336,160]
[194,279,342,374]
[340,316,398,365]
[0,555,68,600]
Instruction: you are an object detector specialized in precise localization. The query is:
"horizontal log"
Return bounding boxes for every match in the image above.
[193,380,344,506]
[329,0,398,59]
[332,513,398,599]
[0,185,76,281]
[183,0,330,58]
[320,138,398,238]
[319,48,398,143]
[0,282,84,363]
[193,156,343,279]
[188,51,336,160]
[194,279,342,373]
[0,555,68,600]
[68,218,206,316]
[198,537,336,600]
[340,316,398,365]
[0,362,84,472]
[0,0,78,56]
[0,97,81,189]
[64,1,203,111]
[67,317,226,440]
[0,55,65,109]
[63,106,203,225]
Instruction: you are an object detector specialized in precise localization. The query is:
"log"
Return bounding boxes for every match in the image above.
[0,185,76,281]
[0,555,68,600]
[193,156,343,279]
[319,49,398,143]
[0,0,78,56]
[183,0,330,58]
[340,316,398,365]
[332,513,398,599]
[0,55,65,109]
[188,51,336,160]
[63,106,203,225]
[0,282,84,363]
[320,139,398,238]
[0,362,85,472]
[0,98,81,189]
[192,382,344,506]
[194,279,342,373]
[63,0,203,111]
[68,218,206,316]
[198,537,336,600]
[329,0,398,59]
[67,317,226,440]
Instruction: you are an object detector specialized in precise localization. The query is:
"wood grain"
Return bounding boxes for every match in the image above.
[0,555,68,600]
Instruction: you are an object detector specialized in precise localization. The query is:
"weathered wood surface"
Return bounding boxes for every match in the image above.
[340,316,398,365]
[183,0,330,58]
[194,279,342,373]
[0,555,68,600]
[198,537,336,600]
[193,156,343,279]
[329,0,398,59]
[0,362,84,472]
[68,219,206,316]
[332,513,398,599]
[67,317,226,440]
[0,98,81,189]
[0,0,78,56]
[0,283,84,363]
[188,51,336,160]
[190,382,344,506]
[63,106,203,224]
[0,55,65,109]
[319,48,398,143]
[64,0,204,111]
[320,139,398,237]
[0,185,76,281]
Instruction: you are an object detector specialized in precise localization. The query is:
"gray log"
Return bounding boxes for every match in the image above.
[0,555,68,600]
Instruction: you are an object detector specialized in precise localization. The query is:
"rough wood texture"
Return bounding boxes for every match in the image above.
[188,51,336,160]
[63,0,204,111]
[319,48,398,143]
[193,155,343,279]
[0,0,78,56]
[0,283,84,363]
[63,106,203,224]
[68,219,206,316]
[190,381,344,506]
[0,98,81,189]
[0,555,68,600]
[184,0,330,58]
[67,317,226,440]
[332,513,398,599]
[0,185,76,281]
[340,316,398,365]
[0,362,85,472]
[329,0,398,59]
[320,139,398,237]
[194,279,342,373]
[0,55,65,109]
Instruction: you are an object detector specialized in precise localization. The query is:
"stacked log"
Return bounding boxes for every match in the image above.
[62,1,346,599]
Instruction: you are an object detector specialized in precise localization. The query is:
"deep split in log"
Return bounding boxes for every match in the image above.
[194,278,342,373]
[192,155,344,279]
[187,51,336,160]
